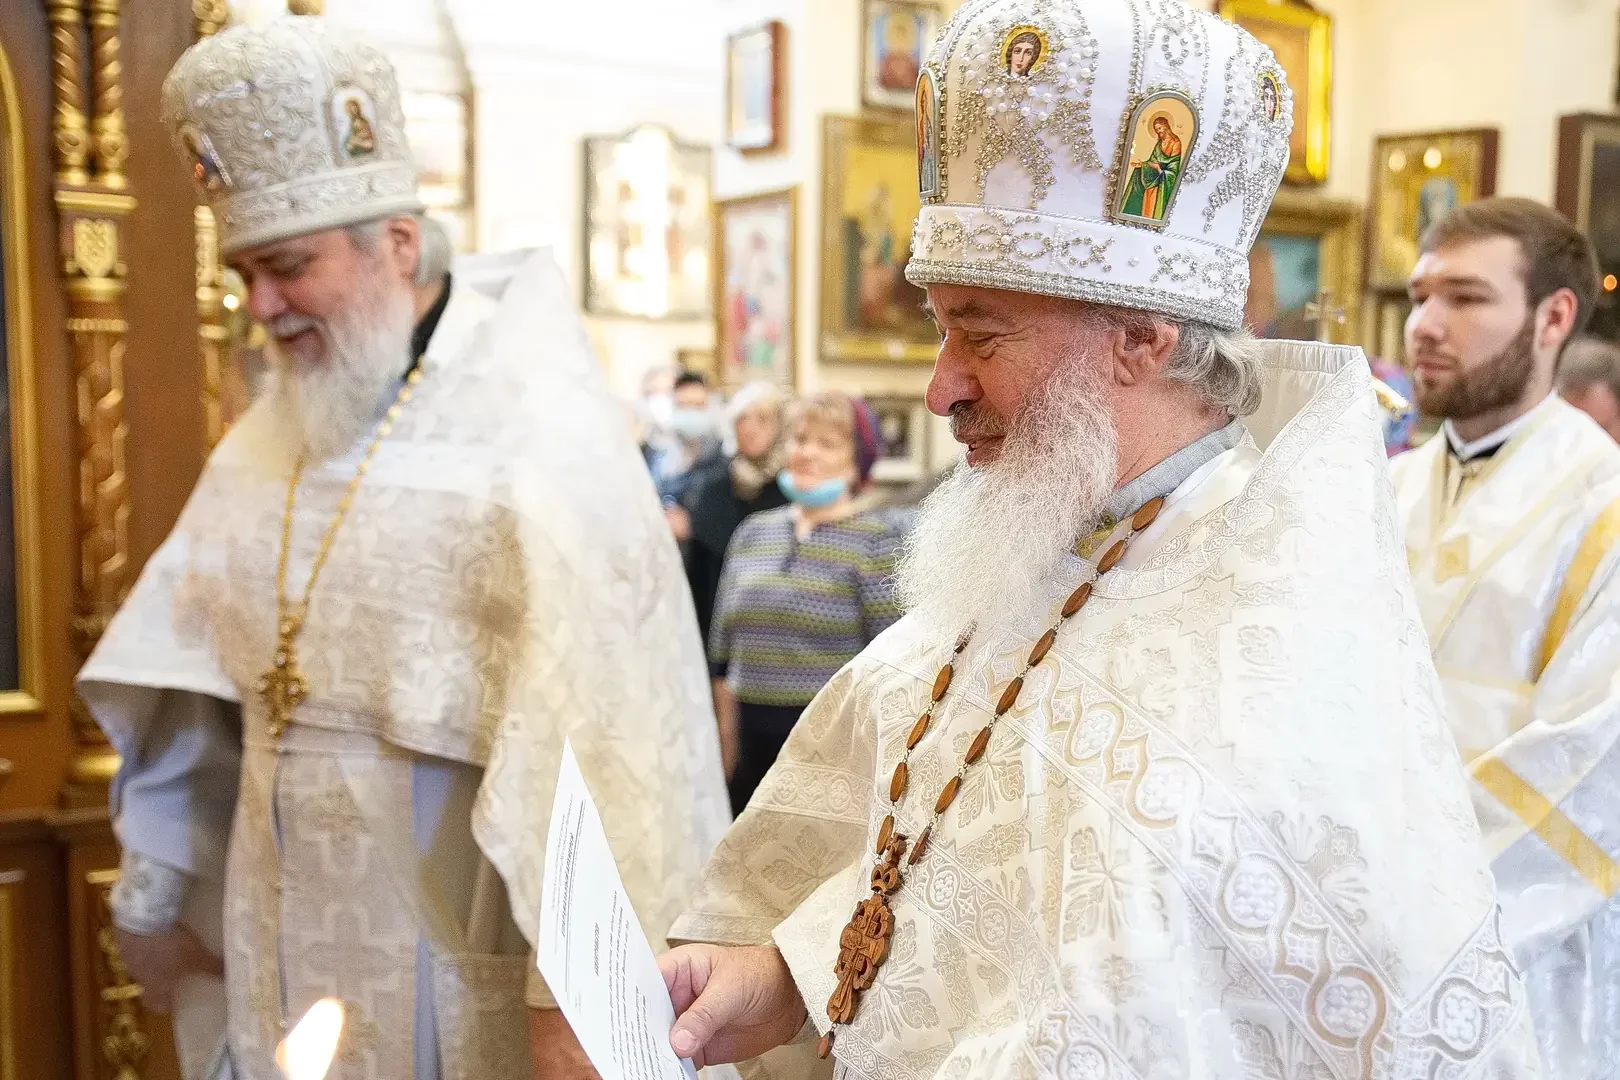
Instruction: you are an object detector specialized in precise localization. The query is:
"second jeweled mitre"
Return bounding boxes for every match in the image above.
[906,0,1294,331]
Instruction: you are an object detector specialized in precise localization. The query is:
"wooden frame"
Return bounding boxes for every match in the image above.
[1556,113,1620,339]
[1249,188,1362,345]
[674,347,719,384]
[0,42,46,716]
[860,0,940,114]
[1366,127,1498,293]
[865,395,930,485]
[819,115,936,365]
[403,87,478,253]
[1556,113,1620,232]
[712,187,798,388]
[1217,0,1332,186]
[581,124,712,321]
[725,21,786,155]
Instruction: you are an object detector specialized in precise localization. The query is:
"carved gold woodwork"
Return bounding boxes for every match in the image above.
[47,0,90,187]
[0,41,48,717]
[196,207,229,453]
[0,870,19,1080]
[88,0,127,190]
[51,0,135,802]
[192,0,227,39]
[87,869,148,1080]
[192,10,231,454]
[288,0,325,14]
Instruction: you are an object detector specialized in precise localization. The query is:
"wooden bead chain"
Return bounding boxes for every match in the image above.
[818,495,1167,1060]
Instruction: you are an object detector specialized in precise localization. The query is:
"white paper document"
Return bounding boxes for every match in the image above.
[538,740,698,1080]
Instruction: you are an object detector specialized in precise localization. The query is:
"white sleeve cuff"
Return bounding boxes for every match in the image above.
[110,849,189,935]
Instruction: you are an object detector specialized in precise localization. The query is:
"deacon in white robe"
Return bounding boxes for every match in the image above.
[656,4,1541,1077]
[1392,196,1620,1077]
[77,18,730,1080]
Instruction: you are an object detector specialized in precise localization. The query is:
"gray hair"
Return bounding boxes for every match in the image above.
[1164,319,1265,417]
[1094,309,1265,417]
[345,212,453,285]
[1557,335,1620,399]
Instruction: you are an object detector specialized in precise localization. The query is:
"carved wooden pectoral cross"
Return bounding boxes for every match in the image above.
[825,833,908,1037]
[256,614,309,739]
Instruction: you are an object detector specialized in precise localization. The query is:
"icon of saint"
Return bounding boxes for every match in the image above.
[1261,76,1280,123]
[184,129,225,192]
[916,74,939,196]
[1005,31,1042,78]
[343,98,377,157]
[878,13,920,91]
[1121,114,1184,222]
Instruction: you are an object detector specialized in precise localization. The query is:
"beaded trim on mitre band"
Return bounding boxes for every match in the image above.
[906,203,1248,330]
[215,162,424,255]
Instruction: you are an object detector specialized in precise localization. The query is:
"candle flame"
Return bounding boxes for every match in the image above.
[275,998,345,1080]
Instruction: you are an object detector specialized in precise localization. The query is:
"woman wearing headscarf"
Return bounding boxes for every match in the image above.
[709,391,904,813]
[680,382,791,651]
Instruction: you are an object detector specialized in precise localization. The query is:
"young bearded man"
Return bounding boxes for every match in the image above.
[1393,196,1620,1078]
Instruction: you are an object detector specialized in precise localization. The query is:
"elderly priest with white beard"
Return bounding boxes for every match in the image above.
[75,17,730,1080]
[659,2,1542,1077]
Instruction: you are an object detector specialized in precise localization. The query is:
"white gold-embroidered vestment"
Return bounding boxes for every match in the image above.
[674,343,1542,1080]
[1393,394,1620,1078]
[78,250,733,1080]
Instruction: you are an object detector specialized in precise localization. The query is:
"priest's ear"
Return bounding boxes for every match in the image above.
[375,215,423,286]
[1105,312,1180,388]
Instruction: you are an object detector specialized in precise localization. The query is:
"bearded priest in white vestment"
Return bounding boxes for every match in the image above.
[656,3,1542,1078]
[1391,197,1620,1078]
[74,18,730,1080]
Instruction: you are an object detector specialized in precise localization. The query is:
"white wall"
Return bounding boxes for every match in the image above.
[325,0,731,394]
[449,2,729,394]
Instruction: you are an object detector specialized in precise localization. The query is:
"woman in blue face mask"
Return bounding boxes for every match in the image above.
[708,391,905,814]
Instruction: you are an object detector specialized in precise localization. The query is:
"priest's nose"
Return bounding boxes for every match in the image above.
[246,277,290,325]
[927,345,981,419]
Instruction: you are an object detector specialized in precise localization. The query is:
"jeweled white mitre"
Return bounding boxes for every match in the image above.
[906,0,1293,330]
[160,16,424,256]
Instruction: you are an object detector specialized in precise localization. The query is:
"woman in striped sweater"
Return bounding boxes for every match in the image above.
[710,391,905,814]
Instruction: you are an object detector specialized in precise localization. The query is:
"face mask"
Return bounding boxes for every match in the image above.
[643,392,674,430]
[778,472,848,509]
[669,407,714,441]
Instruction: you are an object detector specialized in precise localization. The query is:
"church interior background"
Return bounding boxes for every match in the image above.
[0,0,1617,1074]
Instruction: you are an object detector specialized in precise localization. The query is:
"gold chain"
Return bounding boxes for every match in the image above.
[819,494,1168,1060]
[256,368,424,739]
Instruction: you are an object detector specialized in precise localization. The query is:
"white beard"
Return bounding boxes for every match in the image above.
[260,271,415,464]
[896,351,1118,635]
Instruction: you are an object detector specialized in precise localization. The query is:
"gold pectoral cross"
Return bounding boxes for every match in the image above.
[256,614,309,739]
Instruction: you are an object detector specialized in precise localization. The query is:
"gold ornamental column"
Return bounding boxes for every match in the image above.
[51,4,150,1073]
[50,1,148,1073]
[192,0,228,454]
[51,0,133,807]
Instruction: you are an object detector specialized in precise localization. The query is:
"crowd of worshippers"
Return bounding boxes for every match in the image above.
[631,372,921,812]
